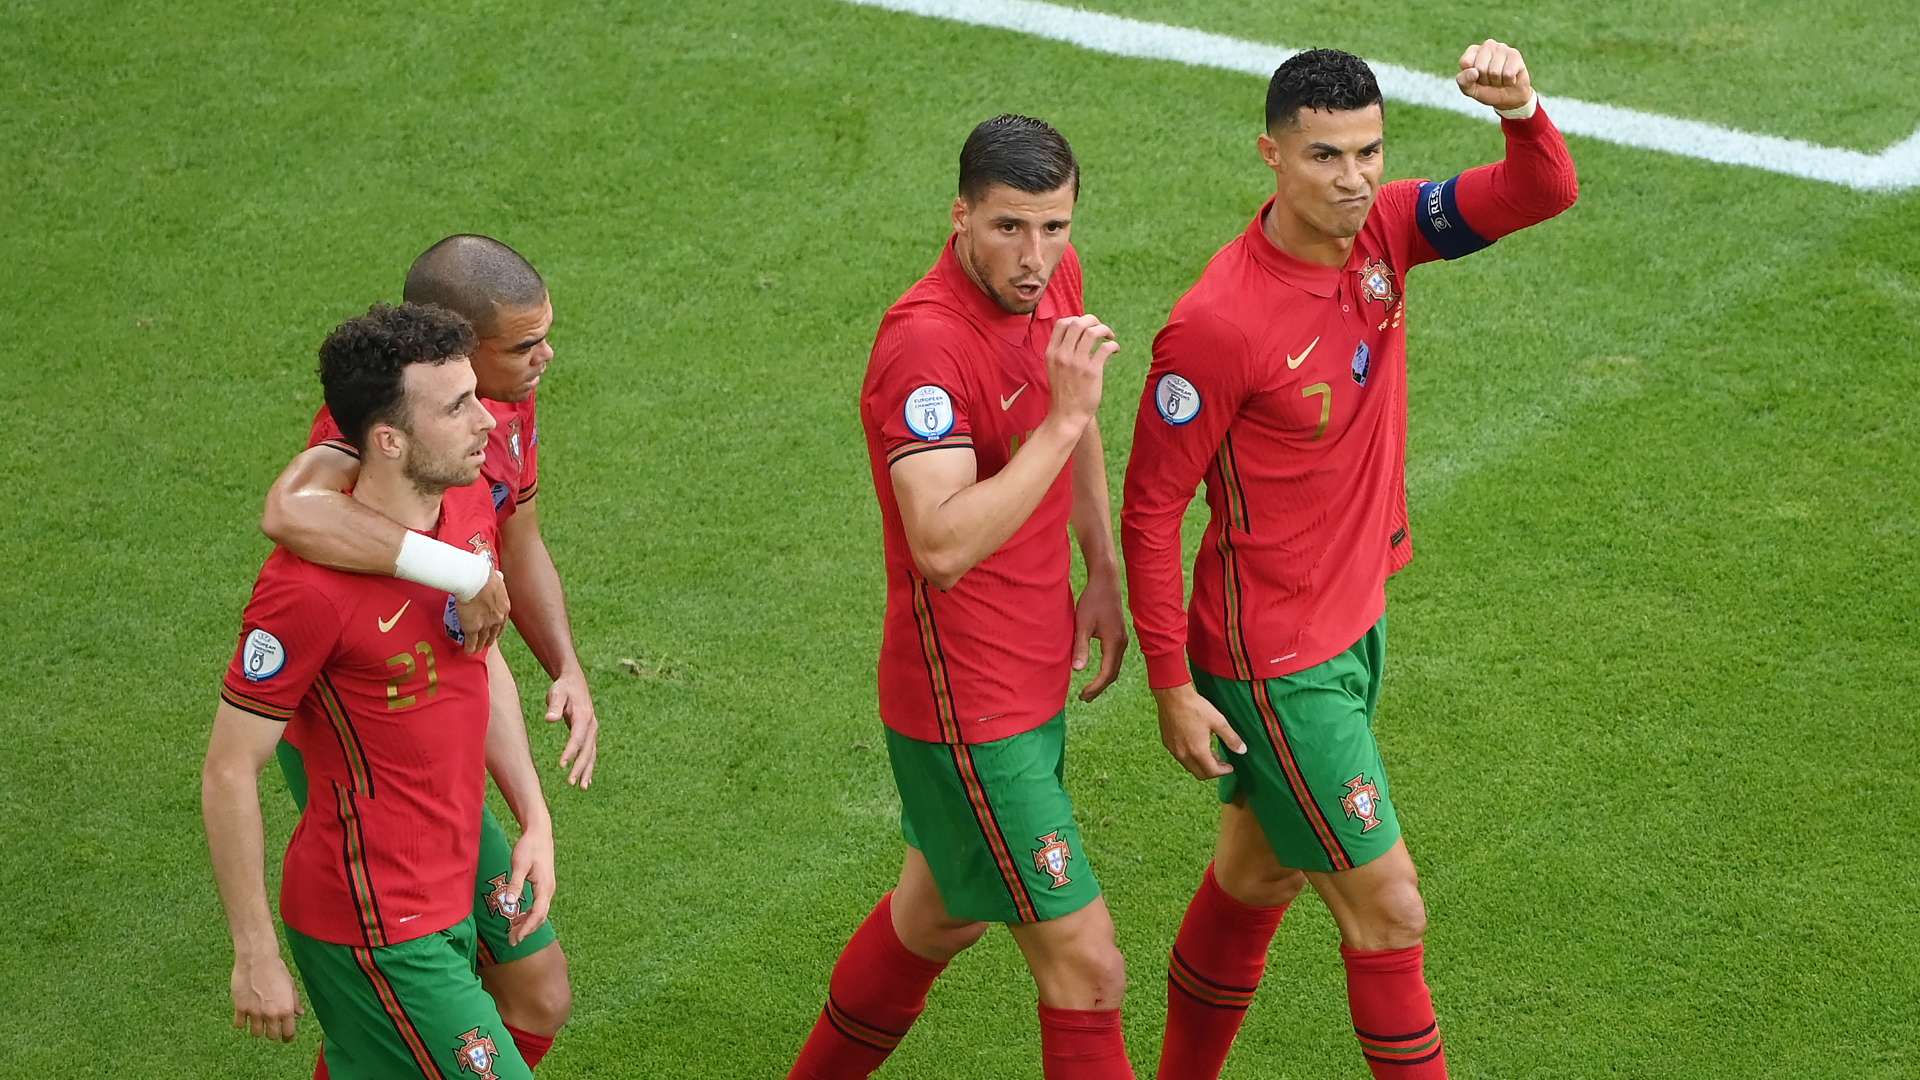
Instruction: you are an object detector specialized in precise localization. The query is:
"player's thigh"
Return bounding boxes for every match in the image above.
[1198,621,1398,875]
[890,847,989,961]
[886,713,1100,926]
[287,919,531,1080]
[1211,797,1309,908]
[471,806,558,970]
[478,940,571,1033]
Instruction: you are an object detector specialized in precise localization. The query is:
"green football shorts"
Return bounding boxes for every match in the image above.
[286,917,530,1080]
[1198,616,1400,873]
[887,712,1101,924]
[277,740,558,967]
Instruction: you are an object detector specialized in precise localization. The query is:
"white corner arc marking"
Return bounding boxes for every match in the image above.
[843,0,1919,193]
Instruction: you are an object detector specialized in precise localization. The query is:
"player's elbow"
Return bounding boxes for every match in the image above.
[259,485,301,547]
[914,550,967,592]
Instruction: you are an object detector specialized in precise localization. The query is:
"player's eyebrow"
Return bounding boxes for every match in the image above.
[513,332,546,351]
[1309,138,1385,156]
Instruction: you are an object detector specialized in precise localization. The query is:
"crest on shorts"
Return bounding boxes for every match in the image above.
[1357,257,1396,307]
[1341,774,1384,833]
[483,872,527,924]
[453,1027,501,1079]
[1032,832,1073,889]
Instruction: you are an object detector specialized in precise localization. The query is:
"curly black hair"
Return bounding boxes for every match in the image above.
[1265,49,1383,130]
[318,302,476,449]
[958,114,1079,203]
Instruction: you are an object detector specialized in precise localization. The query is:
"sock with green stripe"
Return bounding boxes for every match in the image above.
[1155,863,1289,1080]
[788,892,948,1079]
[1341,943,1447,1076]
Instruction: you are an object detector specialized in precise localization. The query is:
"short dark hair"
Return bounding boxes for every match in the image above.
[957,114,1079,203]
[1265,49,1383,130]
[318,302,476,449]
[402,234,546,338]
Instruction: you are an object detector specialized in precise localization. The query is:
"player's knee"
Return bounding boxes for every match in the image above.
[1217,861,1307,909]
[1352,885,1427,951]
[932,919,990,960]
[495,954,573,1035]
[1041,938,1127,1010]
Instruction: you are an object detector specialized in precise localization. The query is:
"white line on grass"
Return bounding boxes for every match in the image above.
[845,0,1920,193]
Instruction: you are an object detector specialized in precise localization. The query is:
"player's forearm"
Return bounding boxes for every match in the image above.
[1068,420,1120,581]
[484,649,551,832]
[914,416,1084,588]
[503,531,581,680]
[1456,104,1579,237]
[264,486,409,575]
[201,760,278,960]
[1120,507,1195,690]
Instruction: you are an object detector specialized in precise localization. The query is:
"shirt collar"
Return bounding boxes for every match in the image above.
[934,236,1040,345]
[1242,196,1343,298]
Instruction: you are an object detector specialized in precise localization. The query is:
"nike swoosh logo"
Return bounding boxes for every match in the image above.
[378,600,410,633]
[1000,384,1029,411]
[1286,336,1320,370]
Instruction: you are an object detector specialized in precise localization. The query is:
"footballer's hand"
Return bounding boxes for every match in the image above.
[457,571,510,655]
[547,669,600,789]
[504,817,556,947]
[1073,573,1129,702]
[1154,681,1246,781]
[1455,38,1533,111]
[1044,315,1119,430]
[231,953,303,1043]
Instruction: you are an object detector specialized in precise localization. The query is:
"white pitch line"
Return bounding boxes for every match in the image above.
[845,0,1919,193]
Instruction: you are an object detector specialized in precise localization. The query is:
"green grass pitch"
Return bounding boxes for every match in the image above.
[4,0,1916,1076]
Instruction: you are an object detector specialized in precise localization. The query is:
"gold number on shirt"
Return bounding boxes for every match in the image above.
[1302,382,1332,440]
[384,640,439,710]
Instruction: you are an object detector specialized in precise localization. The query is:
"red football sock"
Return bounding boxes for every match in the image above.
[1342,943,1448,1077]
[506,1024,554,1069]
[313,1049,329,1079]
[1038,1005,1135,1079]
[1156,863,1289,1080]
[788,893,949,1079]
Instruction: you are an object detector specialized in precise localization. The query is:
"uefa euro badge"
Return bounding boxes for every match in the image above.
[453,1027,501,1079]
[1032,832,1074,889]
[1357,257,1396,307]
[241,628,286,682]
[1341,774,1384,833]
[485,872,528,923]
[1350,342,1372,386]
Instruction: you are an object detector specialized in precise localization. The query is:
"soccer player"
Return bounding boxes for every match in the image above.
[786,115,1135,1080]
[203,302,551,1079]
[1121,44,1579,1079]
[260,236,588,1069]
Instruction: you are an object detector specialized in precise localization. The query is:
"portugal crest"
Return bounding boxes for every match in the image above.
[483,872,527,924]
[1341,774,1384,833]
[1357,257,1396,307]
[453,1027,502,1079]
[1032,832,1073,890]
[506,418,524,468]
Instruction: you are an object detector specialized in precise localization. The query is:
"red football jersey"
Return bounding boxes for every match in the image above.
[1123,106,1578,688]
[309,393,539,528]
[220,481,500,947]
[859,238,1086,744]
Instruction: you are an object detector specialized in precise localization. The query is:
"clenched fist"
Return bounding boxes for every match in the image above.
[1456,39,1534,112]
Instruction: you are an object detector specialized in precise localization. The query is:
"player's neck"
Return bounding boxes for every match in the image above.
[352,464,446,533]
[1262,201,1355,268]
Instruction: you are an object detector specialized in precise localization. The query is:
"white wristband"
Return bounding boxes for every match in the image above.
[394,531,492,601]
[1496,92,1539,121]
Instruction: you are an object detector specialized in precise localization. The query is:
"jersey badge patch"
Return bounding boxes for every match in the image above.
[1357,257,1396,307]
[490,482,510,511]
[453,1027,502,1079]
[483,872,528,924]
[1154,373,1201,425]
[904,385,956,440]
[1351,342,1372,386]
[506,418,524,468]
[241,628,286,682]
[1341,774,1384,832]
[1032,831,1074,889]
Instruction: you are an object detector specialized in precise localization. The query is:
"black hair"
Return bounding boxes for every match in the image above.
[402,234,546,337]
[957,114,1079,203]
[318,302,476,449]
[1265,49,1383,130]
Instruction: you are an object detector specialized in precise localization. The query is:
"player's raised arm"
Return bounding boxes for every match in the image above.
[483,647,556,944]
[891,314,1117,590]
[202,700,304,1043]
[260,443,510,653]
[1410,39,1578,259]
[498,500,597,787]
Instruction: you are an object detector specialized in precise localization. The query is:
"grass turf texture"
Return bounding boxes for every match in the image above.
[4,0,1916,1076]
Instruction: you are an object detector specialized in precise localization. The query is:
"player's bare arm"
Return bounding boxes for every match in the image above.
[498,499,598,789]
[891,314,1118,590]
[1067,419,1128,701]
[483,646,556,945]
[261,444,510,654]
[201,701,304,1043]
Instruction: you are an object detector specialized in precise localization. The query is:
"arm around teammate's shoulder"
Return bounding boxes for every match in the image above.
[260,443,403,573]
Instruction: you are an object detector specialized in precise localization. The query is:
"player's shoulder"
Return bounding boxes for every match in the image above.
[1368,178,1432,227]
[867,302,977,383]
[252,546,355,621]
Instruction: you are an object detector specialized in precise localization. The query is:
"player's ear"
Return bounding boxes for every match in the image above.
[1257,131,1283,171]
[951,194,968,234]
[368,421,405,461]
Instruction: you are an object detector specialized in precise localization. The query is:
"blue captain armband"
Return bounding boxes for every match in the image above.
[1415,176,1493,260]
